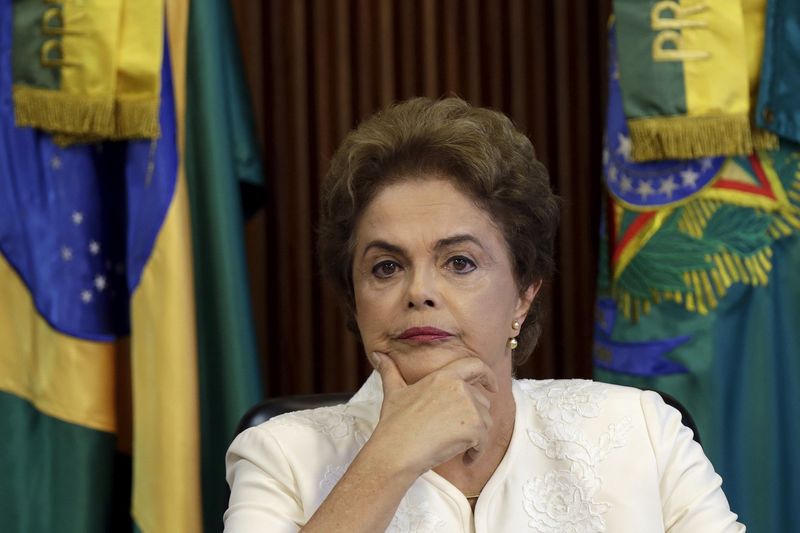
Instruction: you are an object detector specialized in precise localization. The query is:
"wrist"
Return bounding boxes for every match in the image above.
[359,425,427,482]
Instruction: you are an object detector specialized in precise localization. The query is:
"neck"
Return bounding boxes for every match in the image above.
[432,373,516,497]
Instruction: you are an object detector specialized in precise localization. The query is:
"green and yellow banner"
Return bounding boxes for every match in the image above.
[613,0,777,161]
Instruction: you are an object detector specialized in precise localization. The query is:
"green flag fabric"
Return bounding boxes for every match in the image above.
[596,25,800,532]
[185,0,264,530]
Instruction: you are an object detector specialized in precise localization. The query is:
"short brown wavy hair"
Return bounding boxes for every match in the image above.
[318,97,559,364]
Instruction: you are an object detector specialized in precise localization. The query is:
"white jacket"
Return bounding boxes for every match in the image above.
[225,373,745,532]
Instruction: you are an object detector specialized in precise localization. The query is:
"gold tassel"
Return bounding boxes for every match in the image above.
[50,96,161,146]
[115,96,161,139]
[628,114,752,162]
[13,85,114,136]
[752,127,780,152]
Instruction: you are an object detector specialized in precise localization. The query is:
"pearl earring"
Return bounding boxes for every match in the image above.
[508,320,521,350]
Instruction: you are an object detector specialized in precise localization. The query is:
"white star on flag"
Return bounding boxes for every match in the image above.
[607,166,619,183]
[89,241,101,255]
[680,169,700,188]
[616,133,632,161]
[80,290,93,303]
[60,246,73,261]
[71,211,84,225]
[636,180,655,200]
[619,175,633,193]
[602,149,610,165]
[658,176,678,198]
[94,275,107,291]
[51,156,62,170]
[700,157,714,171]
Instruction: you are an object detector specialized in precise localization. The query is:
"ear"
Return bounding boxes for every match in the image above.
[514,280,542,324]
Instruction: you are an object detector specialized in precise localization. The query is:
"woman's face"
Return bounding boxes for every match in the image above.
[352,177,537,384]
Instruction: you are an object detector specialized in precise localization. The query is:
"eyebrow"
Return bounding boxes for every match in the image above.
[361,233,486,259]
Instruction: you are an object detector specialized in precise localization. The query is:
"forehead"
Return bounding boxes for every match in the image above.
[354,178,505,248]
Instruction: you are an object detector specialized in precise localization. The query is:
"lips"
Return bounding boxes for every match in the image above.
[397,327,453,342]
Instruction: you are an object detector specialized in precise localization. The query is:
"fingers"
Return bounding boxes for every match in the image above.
[463,382,492,465]
[470,384,491,411]
[369,351,407,393]
[463,421,490,465]
[467,383,493,436]
[437,357,499,393]
[464,445,483,465]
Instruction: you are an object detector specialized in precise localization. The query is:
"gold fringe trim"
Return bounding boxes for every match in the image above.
[13,85,160,144]
[13,85,114,136]
[752,127,780,152]
[116,96,161,139]
[628,114,752,162]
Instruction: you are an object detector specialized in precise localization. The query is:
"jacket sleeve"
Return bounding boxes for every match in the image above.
[224,425,304,533]
[640,390,746,532]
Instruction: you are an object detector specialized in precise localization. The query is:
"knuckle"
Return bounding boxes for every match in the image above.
[429,372,446,386]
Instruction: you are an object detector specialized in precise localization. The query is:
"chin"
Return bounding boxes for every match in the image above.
[388,345,471,384]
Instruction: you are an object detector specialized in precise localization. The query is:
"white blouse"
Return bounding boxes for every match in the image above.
[224,373,745,532]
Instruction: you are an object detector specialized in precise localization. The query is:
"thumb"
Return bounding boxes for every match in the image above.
[369,351,406,393]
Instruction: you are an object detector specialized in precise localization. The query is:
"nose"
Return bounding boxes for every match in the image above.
[405,266,438,309]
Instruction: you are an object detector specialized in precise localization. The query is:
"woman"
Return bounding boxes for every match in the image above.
[224,98,745,532]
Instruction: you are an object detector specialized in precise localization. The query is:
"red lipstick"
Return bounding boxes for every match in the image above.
[397,327,453,342]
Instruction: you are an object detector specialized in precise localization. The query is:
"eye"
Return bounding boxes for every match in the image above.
[372,260,401,279]
[445,255,476,274]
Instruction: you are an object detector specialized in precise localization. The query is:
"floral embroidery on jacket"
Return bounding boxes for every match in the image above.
[387,497,446,533]
[522,463,609,533]
[272,404,367,444]
[519,380,632,533]
[528,418,632,466]
[519,379,606,423]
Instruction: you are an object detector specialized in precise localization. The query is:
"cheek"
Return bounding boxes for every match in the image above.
[353,282,396,339]
[454,280,518,341]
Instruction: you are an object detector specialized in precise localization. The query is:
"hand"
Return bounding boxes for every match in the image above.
[367,351,498,476]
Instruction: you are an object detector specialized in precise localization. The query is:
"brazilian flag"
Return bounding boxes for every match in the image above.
[0,0,262,531]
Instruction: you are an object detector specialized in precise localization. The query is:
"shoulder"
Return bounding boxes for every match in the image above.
[514,378,651,420]
[514,377,684,433]
[513,378,685,457]
[226,403,374,498]
[232,402,373,455]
